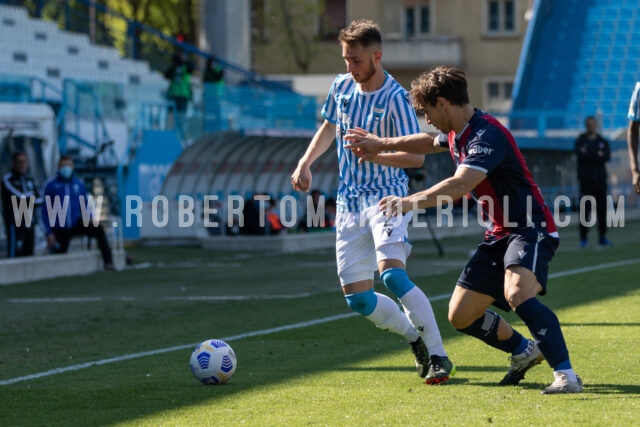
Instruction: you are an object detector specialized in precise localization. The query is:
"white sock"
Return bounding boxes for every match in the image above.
[365,292,419,342]
[400,286,447,357]
[555,369,577,382]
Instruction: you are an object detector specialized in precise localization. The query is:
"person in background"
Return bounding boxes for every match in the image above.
[627,81,640,195]
[574,116,611,248]
[203,57,225,86]
[298,189,327,232]
[266,198,285,235]
[324,197,337,229]
[42,155,114,270]
[1,151,42,257]
[203,57,225,130]
[164,52,194,113]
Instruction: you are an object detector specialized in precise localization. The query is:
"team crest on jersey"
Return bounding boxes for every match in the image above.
[372,104,385,121]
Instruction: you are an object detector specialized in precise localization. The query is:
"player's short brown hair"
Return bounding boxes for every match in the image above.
[410,65,470,111]
[338,19,382,49]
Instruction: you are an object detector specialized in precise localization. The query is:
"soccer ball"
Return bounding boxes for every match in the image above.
[190,339,237,385]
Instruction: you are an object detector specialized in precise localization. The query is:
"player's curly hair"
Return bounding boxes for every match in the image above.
[338,19,382,48]
[410,65,469,111]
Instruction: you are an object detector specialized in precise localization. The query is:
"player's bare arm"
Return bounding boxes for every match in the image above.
[364,153,424,168]
[628,120,640,194]
[379,166,487,215]
[350,149,424,168]
[292,120,336,192]
[344,127,447,155]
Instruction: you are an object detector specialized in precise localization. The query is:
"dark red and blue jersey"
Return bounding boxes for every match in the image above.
[438,109,557,239]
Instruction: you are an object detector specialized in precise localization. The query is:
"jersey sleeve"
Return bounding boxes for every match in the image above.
[460,133,507,174]
[628,82,640,122]
[321,76,340,124]
[388,90,420,137]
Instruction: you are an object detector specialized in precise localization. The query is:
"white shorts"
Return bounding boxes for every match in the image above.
[335,205,413,286]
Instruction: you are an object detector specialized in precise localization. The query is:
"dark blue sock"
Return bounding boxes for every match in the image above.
[513,336,530,355]
[457,310,523,353]
[515,297,571,370]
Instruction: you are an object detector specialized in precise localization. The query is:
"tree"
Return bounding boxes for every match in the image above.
[276,0,324,73]
[105,0,198,69]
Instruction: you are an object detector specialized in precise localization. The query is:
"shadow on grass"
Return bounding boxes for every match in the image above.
[584,384,640,395]
[514,382,640,396]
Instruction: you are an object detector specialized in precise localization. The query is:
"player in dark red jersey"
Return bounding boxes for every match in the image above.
[345,65,582,394]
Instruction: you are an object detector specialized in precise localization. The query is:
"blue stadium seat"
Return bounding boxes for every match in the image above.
[513,0,637,131]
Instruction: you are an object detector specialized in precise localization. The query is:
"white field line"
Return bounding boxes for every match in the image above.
[7,289,339,304]
[2,259,639,386]
[547,258,640,278]
[0,294,449,387]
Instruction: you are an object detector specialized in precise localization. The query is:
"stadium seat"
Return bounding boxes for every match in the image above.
[0,4,164,92]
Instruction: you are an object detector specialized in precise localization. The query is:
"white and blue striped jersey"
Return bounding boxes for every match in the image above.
[322,72,420,212]
[628,81,640,122]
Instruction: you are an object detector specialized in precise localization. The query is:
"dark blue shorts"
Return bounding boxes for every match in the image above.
[457,228,560,312]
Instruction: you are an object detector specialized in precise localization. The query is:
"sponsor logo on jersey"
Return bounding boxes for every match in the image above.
[468,143,495,156]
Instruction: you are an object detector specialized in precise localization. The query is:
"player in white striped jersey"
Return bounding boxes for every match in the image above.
[291,19,454,384]
[627,81,640,194]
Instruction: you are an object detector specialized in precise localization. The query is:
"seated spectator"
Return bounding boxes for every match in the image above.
[42,155,115,270]
[240,193,265,235]
[1,151,43,257]
[299,189,325,232]
[203,198,224,236]
[324,197,337,229]
[299,189,336,232]
[266,198,285,235]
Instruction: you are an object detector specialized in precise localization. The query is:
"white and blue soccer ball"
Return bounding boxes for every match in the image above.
[190,339,237,385]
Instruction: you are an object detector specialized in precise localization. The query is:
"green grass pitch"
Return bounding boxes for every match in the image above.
[1,220,639,426]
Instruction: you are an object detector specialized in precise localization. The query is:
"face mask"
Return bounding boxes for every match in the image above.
[59,166,73,179]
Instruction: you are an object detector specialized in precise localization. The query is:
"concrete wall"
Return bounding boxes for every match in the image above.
[0,250,126,285]
[199,0,252,70]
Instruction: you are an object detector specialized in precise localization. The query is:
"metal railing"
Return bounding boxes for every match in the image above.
[0,0,295,92]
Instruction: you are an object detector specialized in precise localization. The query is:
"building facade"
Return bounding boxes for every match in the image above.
[250,0,529,114]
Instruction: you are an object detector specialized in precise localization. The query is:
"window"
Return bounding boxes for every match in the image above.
[251,0,271,43]
[319,0,346,41]
[485,0,517,35]
[403,0,431,38]
[484,79,514,112]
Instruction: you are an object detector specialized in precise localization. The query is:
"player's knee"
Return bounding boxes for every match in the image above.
[380,268,414,298]
[345,289,377,316]
[504,286,537,309]
[448,298,475,329]
[448,307,471,330]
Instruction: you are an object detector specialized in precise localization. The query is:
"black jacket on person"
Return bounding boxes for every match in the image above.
[1,170,42,227]
[574,133,610,182]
